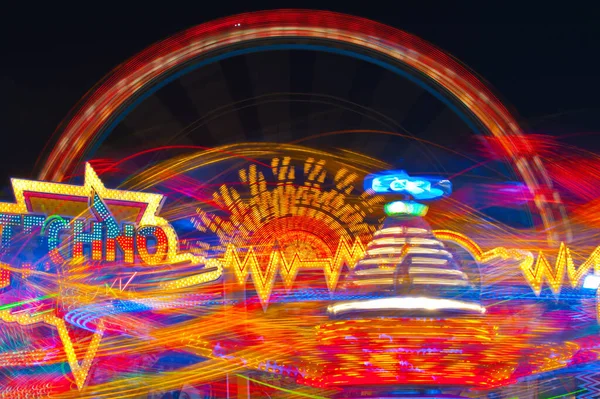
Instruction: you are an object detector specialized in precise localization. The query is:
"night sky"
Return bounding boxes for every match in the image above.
[2,3,600,187]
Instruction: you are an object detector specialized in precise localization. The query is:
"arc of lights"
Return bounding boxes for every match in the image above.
[0,163,222,390]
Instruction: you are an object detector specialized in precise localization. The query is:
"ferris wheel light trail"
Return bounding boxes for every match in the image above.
[37,9,569,245]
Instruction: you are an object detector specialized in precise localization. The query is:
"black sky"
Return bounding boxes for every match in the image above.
[1,2,600,186]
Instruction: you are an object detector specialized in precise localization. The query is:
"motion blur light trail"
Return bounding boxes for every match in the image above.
[1,149,597,397]
[1,8,599,399]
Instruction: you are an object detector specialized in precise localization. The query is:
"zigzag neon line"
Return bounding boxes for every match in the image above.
[576,372,600,399]
[224,231,535,306]
[434,230,600,296]
[226,230,600,308]
[223,236,366,306]
[525,243,600,295]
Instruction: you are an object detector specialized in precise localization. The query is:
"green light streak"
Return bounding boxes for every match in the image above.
[0,294,57,311]
[30,309,54,317]
[235,374,328,399]
[546,388,586,399]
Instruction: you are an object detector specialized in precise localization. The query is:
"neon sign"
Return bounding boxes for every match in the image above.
[0,163,209,289]
[364,170,452,199]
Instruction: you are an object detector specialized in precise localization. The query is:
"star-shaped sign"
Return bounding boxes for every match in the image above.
[0,163,222,390]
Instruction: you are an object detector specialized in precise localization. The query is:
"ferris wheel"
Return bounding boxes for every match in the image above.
[37,9,569,246]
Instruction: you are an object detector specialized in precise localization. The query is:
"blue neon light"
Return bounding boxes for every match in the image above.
[364,170,452,200]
